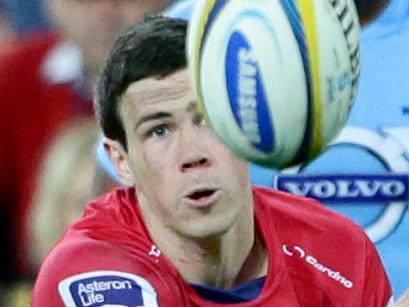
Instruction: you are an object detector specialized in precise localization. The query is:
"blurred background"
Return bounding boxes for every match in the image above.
[0,0,179,305]
[1,0,48,37]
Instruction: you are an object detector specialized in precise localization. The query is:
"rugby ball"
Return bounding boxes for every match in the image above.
[187,0,360,168]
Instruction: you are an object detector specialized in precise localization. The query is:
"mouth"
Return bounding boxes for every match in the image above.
[183,188,221,208]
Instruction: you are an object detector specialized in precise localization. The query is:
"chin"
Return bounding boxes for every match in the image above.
[180,214,236,240]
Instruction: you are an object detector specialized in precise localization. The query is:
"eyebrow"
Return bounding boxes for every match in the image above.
[134,112,172,131]
[133,101,198,131]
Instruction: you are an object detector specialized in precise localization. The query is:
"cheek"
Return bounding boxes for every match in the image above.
[129,144,174,190]
[210,132,242,163]
[219,146,249,182]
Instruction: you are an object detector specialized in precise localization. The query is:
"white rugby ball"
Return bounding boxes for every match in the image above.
[187,0,360,168]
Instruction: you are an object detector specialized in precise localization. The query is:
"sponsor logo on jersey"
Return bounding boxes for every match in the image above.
[282,244,354,289]
[58,271,158,307]
[148,245,161,263]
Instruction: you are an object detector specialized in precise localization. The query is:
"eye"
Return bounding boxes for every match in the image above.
[146,124,170,138]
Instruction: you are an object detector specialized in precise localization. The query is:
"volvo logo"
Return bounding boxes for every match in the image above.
[277,174,408,202]
[275,126,409,243]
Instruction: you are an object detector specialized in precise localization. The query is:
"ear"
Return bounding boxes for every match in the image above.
[103,138,136,187]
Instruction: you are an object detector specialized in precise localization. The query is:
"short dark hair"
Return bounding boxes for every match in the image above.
[95,15,188,149]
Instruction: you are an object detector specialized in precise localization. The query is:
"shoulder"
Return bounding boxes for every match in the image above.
[253,186,392,305]
[32,238,179,307]
[32,191,184,307]
[253,185,365,240]
[63,188,151,254]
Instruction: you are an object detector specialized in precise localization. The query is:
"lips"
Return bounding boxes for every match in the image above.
[183,187,221,208]
[188,189,216,200]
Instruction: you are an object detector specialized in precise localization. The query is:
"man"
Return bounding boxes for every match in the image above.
[0,0,172,284]
[32,16,393,306]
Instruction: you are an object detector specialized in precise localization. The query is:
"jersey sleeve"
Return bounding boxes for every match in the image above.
[31,239,184,307]
[360,238,393,307]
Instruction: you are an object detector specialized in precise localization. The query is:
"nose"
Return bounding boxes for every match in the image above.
[178,128,212,173]
[181,157,211,172]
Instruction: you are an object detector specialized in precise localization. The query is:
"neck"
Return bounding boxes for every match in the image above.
[139,194,267,289]
[174,213,255,288]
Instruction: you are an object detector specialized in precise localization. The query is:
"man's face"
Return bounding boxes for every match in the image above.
[113,69,251,238]
[48,0,172,79]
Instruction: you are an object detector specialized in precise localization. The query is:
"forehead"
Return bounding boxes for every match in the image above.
[120,70,193,114]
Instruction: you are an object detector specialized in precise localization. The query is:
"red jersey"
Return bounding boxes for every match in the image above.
[32,187,392,306]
